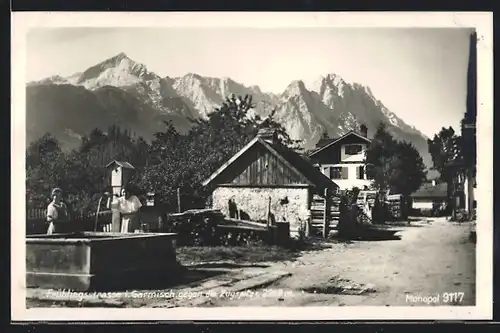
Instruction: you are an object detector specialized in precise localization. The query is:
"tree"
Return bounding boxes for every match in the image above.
[26,132,62,168]
[136,95,261,211]
[427,127,461,180]
[26,126,152,214]
[393,141,427,195]
[135,94,300,211]
[366,122,427,219]
[365,122,399,193]
[25,94,298,216]
[393,141,427,218]
[257,108,304,152]
[26,133,65,208]
[427,126,462,215]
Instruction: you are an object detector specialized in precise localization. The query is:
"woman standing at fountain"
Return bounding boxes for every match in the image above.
[46,187,69,234]
[111,184,143,233]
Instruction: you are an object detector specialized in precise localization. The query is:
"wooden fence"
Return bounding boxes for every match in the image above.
[26,208,112,234]
[164,209,289,247]
[385,194,403,221]
[310,189,345,238]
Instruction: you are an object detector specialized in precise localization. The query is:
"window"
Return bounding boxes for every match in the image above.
[341,167,348,179]
[345,144,363,155]
[331,167,342,179]
[322,167,331,178]
[357,166,365,179]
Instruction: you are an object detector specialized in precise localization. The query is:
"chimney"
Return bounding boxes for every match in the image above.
[432,180,436,187]
[359,124,368,137]
[257,127,279,145]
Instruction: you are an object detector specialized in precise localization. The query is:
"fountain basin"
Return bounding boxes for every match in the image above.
[26,232,178,291]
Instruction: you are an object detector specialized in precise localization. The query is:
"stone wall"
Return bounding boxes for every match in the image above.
[212,186,311,234]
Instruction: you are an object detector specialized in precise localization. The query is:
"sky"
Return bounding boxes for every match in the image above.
[26,27,473,138]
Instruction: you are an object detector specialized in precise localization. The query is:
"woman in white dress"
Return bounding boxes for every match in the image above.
[46,187,69,234]
[111,185,143,233]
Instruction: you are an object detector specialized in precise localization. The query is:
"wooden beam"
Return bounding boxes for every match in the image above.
[222,218,269,230]
[267,196,272,227]
[216,184,311,188]
[177,188,181,213]
[323,187,331,238]
[258,138,316,187]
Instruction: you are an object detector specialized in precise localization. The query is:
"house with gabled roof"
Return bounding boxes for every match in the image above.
[308,124,374,191]
[410,180,448,214]
[202,127,339,235]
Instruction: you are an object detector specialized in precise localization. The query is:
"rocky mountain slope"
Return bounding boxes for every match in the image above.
[26,52,433,170]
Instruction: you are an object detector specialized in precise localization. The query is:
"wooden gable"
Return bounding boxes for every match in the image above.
[310,132,370,165]
[311,143,342,165]
[211,141,310,186]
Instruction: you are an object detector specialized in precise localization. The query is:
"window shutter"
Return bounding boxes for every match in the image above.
[366,165,374,180]
[356,166,360,179]
[341,167,348,179]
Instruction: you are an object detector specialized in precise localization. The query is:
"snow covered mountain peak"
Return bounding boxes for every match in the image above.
[69,52,158,90]
[282,80,308,98]
[30,75,69,86]
[110,51,128,62]
[324,73,345,85]
[26,53,433,171]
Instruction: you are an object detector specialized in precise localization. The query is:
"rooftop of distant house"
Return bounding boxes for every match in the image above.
[308,124,371,156]
[411,181,448,199]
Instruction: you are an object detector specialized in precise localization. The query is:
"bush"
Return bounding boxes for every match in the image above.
[453,208,470,222]
[162,213,272,247]
[420,209,434,217]
[287,219,308,250]
[163,214,220,246]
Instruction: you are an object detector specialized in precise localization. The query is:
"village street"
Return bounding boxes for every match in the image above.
[198,217,476,307]
[26,217,476,308]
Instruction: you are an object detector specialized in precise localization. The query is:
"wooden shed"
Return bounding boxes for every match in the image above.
[202,128,339,235]
[411,181,448,214]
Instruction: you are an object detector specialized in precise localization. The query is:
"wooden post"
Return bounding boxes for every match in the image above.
[305,210,311,237]
[111,209,121,233]
[267,196,272,227]
[323,188,331,238]
[177,188,181,213]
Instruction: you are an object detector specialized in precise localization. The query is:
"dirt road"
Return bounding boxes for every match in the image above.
[26,217,475,308]
[209,217,476,306]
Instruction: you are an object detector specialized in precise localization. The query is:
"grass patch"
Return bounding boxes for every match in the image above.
[176,237,334,265]
[301,276,376,295]
[382,220,428,227]
[408,216,426,222]
[176,245,301,265]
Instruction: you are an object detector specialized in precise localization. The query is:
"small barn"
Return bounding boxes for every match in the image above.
[411,181,448,215]
[202,128,339,235]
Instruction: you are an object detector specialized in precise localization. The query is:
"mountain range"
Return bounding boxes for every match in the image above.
[26,52,434,173]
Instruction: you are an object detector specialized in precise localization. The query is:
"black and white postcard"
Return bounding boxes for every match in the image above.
[11,12,493,321]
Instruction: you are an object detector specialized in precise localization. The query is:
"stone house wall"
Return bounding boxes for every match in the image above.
[212,186,311,234]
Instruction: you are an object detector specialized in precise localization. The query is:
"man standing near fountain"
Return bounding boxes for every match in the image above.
[111,184,143,233]
[46,187,69,234]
